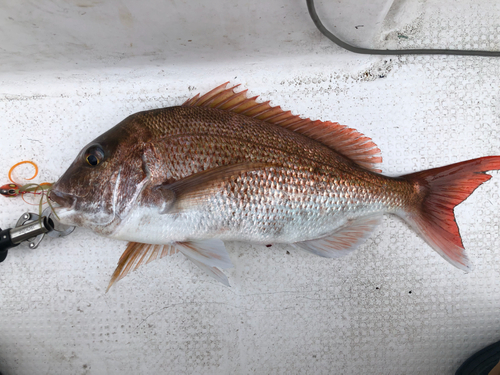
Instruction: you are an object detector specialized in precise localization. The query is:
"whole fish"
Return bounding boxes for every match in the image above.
[50,83,500,289]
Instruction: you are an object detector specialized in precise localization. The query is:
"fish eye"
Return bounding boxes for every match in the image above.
[86,154,99,166]
[85,145,105,167]
[8,189,16,195]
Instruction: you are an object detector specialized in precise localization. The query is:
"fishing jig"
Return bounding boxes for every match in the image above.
[1,161,52,204]
[0,161,74,262]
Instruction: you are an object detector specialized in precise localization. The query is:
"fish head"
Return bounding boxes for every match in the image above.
[50,116,150,235]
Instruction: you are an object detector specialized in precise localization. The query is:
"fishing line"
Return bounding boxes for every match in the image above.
[307,0,500,56]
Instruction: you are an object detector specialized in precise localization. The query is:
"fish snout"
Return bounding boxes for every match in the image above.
[49,188,76,208]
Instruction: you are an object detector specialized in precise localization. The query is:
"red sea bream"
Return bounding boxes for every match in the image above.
[49,83,500,289]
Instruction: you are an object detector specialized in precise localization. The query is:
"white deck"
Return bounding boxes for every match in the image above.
[1,0,500,374]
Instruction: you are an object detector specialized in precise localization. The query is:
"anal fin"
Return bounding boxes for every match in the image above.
[294,215,382,258]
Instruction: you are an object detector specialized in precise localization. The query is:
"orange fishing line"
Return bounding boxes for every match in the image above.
[8,161,38,183]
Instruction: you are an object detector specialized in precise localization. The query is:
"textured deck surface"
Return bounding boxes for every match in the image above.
[1,0,500,374]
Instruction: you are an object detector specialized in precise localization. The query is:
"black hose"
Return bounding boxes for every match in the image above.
[307,0,500,56]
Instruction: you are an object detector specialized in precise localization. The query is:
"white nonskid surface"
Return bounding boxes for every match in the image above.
[1,1,500,374]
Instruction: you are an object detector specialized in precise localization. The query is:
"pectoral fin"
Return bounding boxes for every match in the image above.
[156,162,271,213]
[294,216,382,258]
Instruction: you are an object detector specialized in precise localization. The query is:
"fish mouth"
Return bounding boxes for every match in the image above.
[49,189,77,209]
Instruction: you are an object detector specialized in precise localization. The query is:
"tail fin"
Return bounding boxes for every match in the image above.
[400,156,500,271]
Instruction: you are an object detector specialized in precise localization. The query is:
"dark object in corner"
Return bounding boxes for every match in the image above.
[456,340,500,375]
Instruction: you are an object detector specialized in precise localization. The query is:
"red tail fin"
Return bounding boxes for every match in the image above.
[400,156,500,271]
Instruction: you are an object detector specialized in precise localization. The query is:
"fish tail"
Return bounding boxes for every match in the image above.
[399,156,500,271]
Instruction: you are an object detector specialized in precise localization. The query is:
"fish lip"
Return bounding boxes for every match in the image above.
[49,189,77,209]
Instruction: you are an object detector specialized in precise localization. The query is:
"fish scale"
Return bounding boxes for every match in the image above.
[141,108,347,165]
[128,165,403,245]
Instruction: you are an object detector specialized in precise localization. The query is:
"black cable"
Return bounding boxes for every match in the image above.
[307,0,500,56]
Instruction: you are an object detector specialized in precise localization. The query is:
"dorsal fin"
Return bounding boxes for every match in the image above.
[107,242,178,292]
[183,82,382,173]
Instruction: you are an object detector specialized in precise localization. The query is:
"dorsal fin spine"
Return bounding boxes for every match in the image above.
[240,100,269,117]
[273,112,294,125]
[195,82,232,106]
[240,101,270,116]
[184,94,199,106]
[207,94,230,108]
[214,94,241,109]
[233,96,260,112]
[256,107,284,121]
[220,90,248,110]
[280,118,304,127]
[260,110,286,122]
